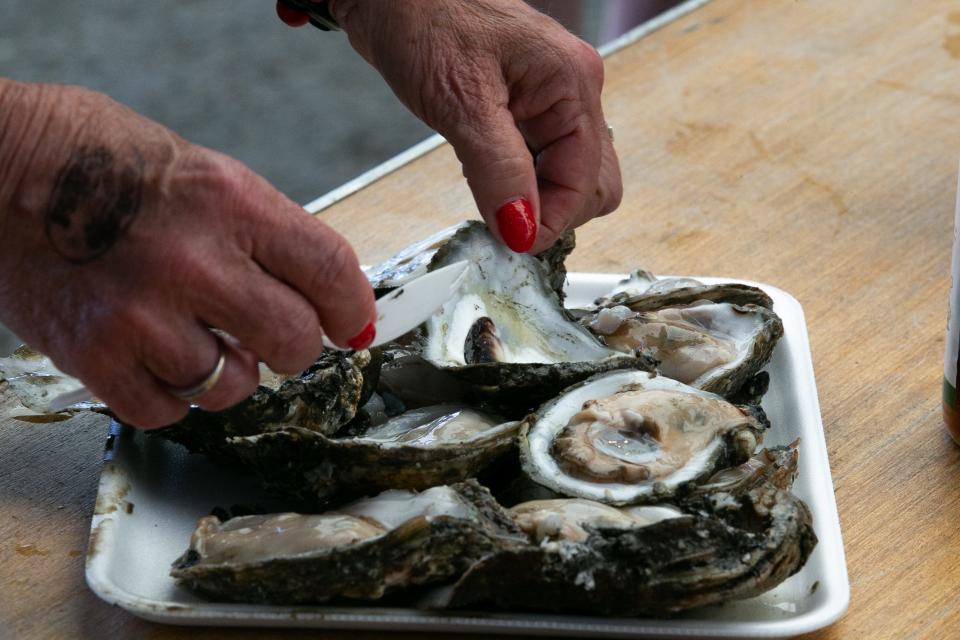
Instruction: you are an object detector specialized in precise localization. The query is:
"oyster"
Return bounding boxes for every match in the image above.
[171,480,526,604]
[509,499,684,543]
[695,440,800,495]
[365,220,574,301]
[227,404,521,506]
[586,299,782,396]
[593,271,774,311]
[0,345,104,417]
[417,221,647,408]
[520,370,767,505]
[153,349,379,461]
[438,481,816,616]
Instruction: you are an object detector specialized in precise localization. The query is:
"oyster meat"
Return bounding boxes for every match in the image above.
[586,299,782,396]
[521,369,767,504]
[172,480,525,604]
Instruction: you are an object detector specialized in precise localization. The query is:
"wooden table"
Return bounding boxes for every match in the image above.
[5,0,960,637]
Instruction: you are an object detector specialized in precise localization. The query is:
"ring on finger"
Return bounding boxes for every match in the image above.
[167,336,227,402]
[603,122,614,141]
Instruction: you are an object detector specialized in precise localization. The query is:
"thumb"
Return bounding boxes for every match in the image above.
[444,106,540,253]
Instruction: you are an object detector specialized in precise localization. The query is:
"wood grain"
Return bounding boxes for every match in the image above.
[4,0,960,637]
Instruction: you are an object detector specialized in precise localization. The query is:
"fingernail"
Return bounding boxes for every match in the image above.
[276,0,310,26]
[495,197,537,253]
[347,321,376,350]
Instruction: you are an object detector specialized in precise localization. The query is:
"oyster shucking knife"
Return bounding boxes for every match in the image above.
[48,261,469,412]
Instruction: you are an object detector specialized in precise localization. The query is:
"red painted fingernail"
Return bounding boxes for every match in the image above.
[276,0,310,26]
[495,197,537,253]
[347,321,376,350]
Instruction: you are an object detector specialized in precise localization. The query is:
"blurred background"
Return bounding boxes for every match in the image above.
[0,0,679,354]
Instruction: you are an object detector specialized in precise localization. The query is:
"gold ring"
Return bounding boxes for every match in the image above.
[168,338,226,402]
[604,122,614,141]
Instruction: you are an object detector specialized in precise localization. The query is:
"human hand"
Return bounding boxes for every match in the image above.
[0,81,377,428]
[281,0,622,254]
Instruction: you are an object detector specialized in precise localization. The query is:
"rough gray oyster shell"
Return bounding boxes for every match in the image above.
[171,480,526,604]
[593,270,774,310]
[226,404,521,507]
[436,481,816,616]
[152,349,379,461]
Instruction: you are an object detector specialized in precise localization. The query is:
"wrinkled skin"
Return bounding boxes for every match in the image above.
[0,0,620,427]
[331,0,622,253]
[0,83,377,427]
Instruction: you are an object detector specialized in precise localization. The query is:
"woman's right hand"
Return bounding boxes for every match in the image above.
[0,80,376,428]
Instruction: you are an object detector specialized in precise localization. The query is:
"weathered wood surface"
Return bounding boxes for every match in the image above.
[4,0,960,637]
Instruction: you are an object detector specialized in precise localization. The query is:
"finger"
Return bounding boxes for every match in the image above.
[192,260,325,375]
[276,0,310,27]
[542,118,622,237]
[252,210,377,349]
[189,338,261,412]
[595,123,623,218]
[520,106,602,254]
[133,314,260,411]
[441,104,541,254]
[79,361,189,430]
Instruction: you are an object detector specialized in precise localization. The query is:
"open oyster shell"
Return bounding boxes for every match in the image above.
[416,221,649,409]
[171,480,526,604]
[365,220,574,302]
[583,272,782,398]
[520,369,767,505]
[437,481,816,616]
[586,300,782,397]
[226,404,521,507]
[0,345,104,418]
[593,270,774,311]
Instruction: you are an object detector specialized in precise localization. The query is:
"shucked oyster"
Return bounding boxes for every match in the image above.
[415,221,647,408]
[172,480,525,604]
[520,369,767,505]
[437,480,816,616]
[586,300,782,397]
[227,403,521,507]
[583,272,782,397]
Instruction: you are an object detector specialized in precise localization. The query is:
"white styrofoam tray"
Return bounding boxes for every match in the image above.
[85,274,849,638]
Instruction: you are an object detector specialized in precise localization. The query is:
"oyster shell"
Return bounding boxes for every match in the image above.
[417,221,648,408]
[171,480,526,604]
[438,481,816,616]
[153,349,379,461]
[0,345,104,417]
[520,370,767,505]
[365,221,574,301]
[226,404,521,507]
[586,299,782,397]
[593,271,774,311]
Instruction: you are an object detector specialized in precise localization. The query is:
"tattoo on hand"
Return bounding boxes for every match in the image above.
[44,145,144,264]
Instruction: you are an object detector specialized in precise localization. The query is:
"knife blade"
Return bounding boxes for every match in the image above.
[48,260,469,412]
[327,260,468,349]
